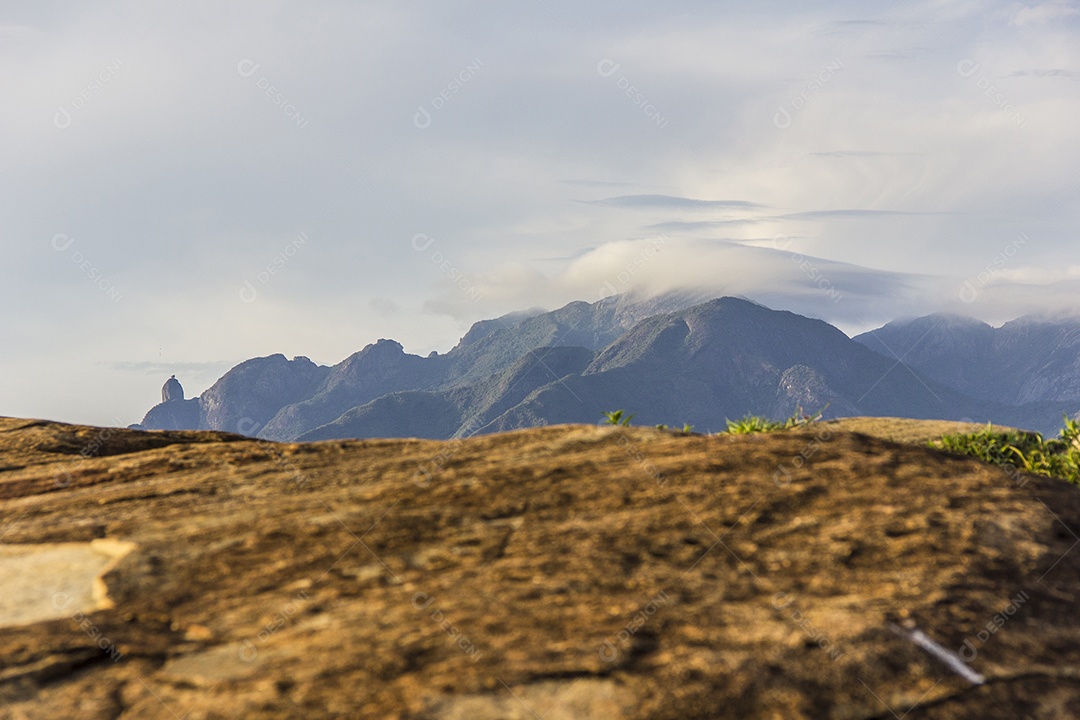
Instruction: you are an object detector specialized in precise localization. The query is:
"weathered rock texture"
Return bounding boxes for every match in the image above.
[2,416,1080,718]
[161,376,183,404]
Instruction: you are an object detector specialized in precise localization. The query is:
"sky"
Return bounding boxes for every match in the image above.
[2,0,1079,427]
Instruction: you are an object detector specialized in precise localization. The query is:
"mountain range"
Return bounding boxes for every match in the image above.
[133,295,1080,439]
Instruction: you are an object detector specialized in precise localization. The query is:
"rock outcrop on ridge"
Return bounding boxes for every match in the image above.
[2,416,1080,718]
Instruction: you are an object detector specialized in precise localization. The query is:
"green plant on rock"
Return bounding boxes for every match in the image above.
[783,404,828,429]
[602,410,634,427]
[655,423,695,434]
[605,406,825,435]
[934,414,1080,485]
[726,415,783,434]
[726,405,828,435]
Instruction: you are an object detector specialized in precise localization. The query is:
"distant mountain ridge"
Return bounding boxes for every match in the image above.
[134,296,1080,438]
[854,313,1080,406]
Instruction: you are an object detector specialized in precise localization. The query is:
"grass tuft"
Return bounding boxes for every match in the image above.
[604,405,825,435]
[601,410,634,427]
[933,415,1080,484]
[726,415,783,434]
[726,405,827,435]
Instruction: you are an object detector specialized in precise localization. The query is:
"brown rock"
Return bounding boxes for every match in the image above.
[1,416,1079,718]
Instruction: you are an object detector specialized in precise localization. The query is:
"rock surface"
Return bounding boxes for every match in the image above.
[161,376,184,404]
[2,415,1080,718]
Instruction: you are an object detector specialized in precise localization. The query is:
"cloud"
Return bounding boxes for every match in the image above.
[810,150,920,158]
[816,18,929,36]
[418,235,1080,334]
[777,209,945,220]
[863,49,925,61]
[0,24,41,39]
[420,237,925,329]
[645,219,767,231]
[368,297,402,317]
[1010,0,1080,26]
[948,276,1080,323]
[975,264,1080,284]
[560,179,640,188]
[108,360,238,376]
[1005,68,1080,79]
[584,195,766,211]
[535,247,599,262]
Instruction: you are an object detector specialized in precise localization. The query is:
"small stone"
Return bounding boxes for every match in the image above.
[184,624,214,641]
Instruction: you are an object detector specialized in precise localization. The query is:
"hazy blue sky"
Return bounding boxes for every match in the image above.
[2,0,1078,426]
